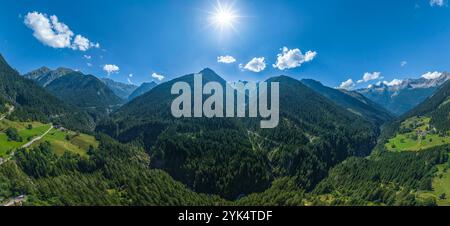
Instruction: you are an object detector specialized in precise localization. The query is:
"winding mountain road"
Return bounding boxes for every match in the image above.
[0,106,14,121]
[21,125,53,148]
[0,105,53,166]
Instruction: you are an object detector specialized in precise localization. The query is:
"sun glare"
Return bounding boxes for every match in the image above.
[209,1,239,32]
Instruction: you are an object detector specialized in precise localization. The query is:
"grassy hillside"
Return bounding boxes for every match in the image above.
[418,162,450,206]
[0,120,51,157]
[386,117,450,152]
[0,118,98,158]
[32,129,98,157]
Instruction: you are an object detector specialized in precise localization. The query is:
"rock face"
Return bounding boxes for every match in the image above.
[357,73,450,116]
[24,67,75,87]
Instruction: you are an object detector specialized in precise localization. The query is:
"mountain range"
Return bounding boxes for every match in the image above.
[357,73,450,116]
[301,79,394,126]
[98,68,379,199]
[0,54,94,131]
[24,67,124,121]
[1,52,449,206]
[128,81,158,101]
[101,78,138,100]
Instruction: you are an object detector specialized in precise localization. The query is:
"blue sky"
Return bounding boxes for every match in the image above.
[0,0,449,89]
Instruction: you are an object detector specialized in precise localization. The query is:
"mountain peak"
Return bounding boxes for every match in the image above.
[128,81,159,101]
[200,67,216,74]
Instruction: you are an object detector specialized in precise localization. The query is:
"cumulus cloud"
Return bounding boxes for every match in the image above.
[24,12,99,51]
[129,73,133,78]
[357,72,382,83]
[241,57,266,72]
[86,63,92,67]
[430,0,445,7]
[273,47,317,70]
[338,79,355,90]
[422,71,443,80]
[83,55,92,60]
[401,61,408,67]
[72,35,100,51]
[217,55,236,64]
[103,64,120,75]
[383,79,403,86]
[152,72,165,81]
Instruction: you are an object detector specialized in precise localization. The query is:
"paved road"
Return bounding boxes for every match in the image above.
[0,123,53,166]
[21,125,53,148]
[0,106,14,121]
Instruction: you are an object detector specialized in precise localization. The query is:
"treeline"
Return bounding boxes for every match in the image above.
[97,75,380,200]
[0,54,94,132]
[0,135,224,206]
[404,80,450,132]
[312,145,449,206]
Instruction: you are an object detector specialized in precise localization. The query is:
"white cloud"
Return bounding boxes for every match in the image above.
[129,73,133,78]
[83,55,91,60]
[24,12,73,49]
[430,0,445,7]
[127,78,134,85]
[338,79,355,90]
[383,79,403,86]
[357,72,382,83]
[217,55,236,64]
[72,35,100,51]
[152,72,165,81]
[401,61,408,67]
[242,57,266,72]
[24,12,99,51]
[86,63,92,67]
[422,71,443,80]
[273,47,317,70]
[103,64,119,75]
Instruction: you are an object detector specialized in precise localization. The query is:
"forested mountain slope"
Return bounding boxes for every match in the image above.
[0,54,94,131]
[24,67,74,87]
[97,69,379,199]
[128,81,158,101]
[302,79,394,126]
[46,72,124,121]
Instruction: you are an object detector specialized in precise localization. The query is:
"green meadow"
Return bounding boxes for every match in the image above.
[418,162,450,206]
[0,119,52,157]
[32,129,98,157]
[0,118,98,158]
[386,117,450,152]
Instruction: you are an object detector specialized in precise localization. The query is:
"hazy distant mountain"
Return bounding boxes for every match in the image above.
[357,73,450,116]
[46,72,124,120]
[128,81,157,101]
[101,78,138,100]
[0,54,94,131]
[98,68,378,199]
[302,79,394,126]
[24,67,74,87]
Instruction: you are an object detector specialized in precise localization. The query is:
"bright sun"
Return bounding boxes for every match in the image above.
[209,1,239,32]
